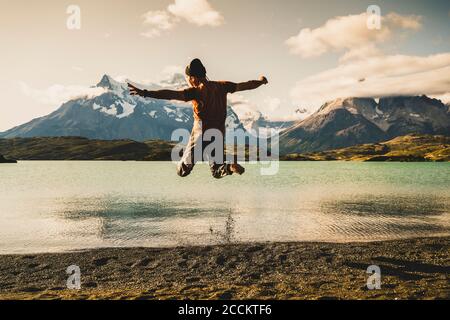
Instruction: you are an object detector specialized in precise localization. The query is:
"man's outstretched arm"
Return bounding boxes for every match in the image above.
[235,76,268,92]
[128,83,188,101]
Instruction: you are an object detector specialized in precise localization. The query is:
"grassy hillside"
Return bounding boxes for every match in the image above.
[0,137,176,161]
[0,137,261,162]
[282,135,450,162]
[1,135,449,162]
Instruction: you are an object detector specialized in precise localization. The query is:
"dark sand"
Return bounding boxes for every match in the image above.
[0,237,448,300]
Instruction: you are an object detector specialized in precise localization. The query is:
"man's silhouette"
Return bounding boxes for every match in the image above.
[128,59,268,178]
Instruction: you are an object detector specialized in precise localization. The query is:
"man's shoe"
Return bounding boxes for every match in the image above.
[230,163,245,175]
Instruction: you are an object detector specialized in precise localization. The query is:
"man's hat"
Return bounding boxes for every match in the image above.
[185,58,207,78]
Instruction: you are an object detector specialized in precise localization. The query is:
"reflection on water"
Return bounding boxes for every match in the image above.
[0,161,449,253]
[209,210,236,244]
[320,195,450,239]
[59,197,236,245]
[321,195,448,217]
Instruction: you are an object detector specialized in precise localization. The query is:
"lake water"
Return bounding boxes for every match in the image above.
[0,161,449,254]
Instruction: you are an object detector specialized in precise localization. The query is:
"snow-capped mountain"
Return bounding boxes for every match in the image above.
[242,113,294,136]
[231,107,294,139]
[279,96,450,153]
[0,75,248,142]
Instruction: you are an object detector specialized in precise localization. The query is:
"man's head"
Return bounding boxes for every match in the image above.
[186,58,207,87]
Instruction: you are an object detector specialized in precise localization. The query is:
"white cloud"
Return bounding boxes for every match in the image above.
[339,44,383,63]
[141,0,224,38]
[168,0,224,26]
[141,29,163,38]
[286,11,450,115]
[161,65,184,77]
[228,94,262,121]
[112,75,131,83]
[386,12,422,30]
[431,92,450,104]
[290,53,450,112]
[286,12,422,58]
[262,97,301,121]
[264,97,281,112]
[229,94,294,122]
[143,10,176,30]
[141,10,177,38]
[19,82,107,106]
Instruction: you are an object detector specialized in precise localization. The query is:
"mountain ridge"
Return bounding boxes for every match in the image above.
[2,75,449,153]
[279,95,450,153]
[0,74,248,142]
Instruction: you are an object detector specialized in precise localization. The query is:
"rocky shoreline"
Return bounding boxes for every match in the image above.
[0,237,448,300]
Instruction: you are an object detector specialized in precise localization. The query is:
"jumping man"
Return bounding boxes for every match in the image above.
[128,58,268,179]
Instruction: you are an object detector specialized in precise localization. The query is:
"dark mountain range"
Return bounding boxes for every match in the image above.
[279,96,450,153]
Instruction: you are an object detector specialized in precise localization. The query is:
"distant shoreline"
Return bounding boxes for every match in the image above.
[6,159,450,164]
[1,134,449,162]
[1,236,448,300]
[281,135,450,162]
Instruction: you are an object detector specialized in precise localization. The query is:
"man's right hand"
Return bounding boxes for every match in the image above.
[259,76,268,85]
[127,83,145,96]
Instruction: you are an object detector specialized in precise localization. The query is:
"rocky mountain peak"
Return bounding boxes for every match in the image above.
[316,97,377,116]
[279,94,450,154]
[96,74,126,92]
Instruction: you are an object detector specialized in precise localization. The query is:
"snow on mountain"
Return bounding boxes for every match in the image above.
[229,96,294,138]
[0,75,252,143]
[96,74,128,93]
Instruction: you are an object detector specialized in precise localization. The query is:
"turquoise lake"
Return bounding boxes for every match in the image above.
[0,161,449,253]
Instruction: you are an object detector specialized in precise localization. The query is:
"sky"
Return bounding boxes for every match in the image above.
[0,0,449,131]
